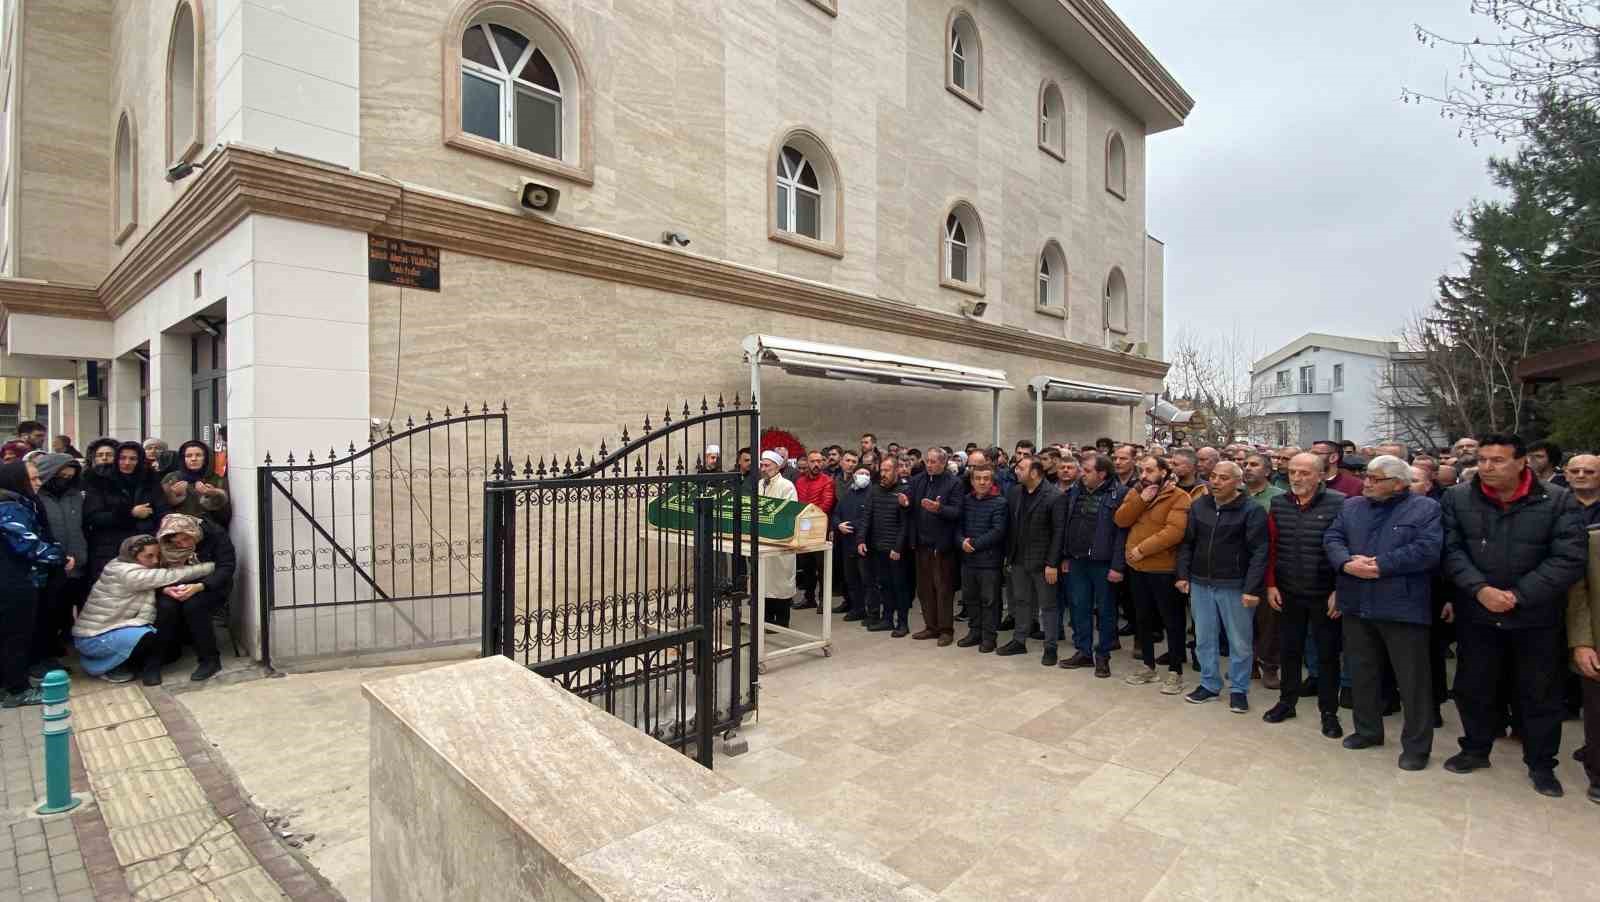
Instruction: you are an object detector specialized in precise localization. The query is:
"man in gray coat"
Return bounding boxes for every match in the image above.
[32,453,87,679]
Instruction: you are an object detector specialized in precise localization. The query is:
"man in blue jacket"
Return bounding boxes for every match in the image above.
[1059,457,1128,678]
[830,462,874,623]
[956,465,1007,652]
[1324,454,1443,771]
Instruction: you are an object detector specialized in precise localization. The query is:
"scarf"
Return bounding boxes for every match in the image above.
[117,534,159,563]
[156,513,204,566]
[1480,468,1534,511]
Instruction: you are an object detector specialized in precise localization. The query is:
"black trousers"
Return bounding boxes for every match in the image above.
[0,584,39,694]
[1581,676,1600,785]
[1277,593,1343,715]
[1455,622,1565,771]
[796,551,824,603]
[156,588,223,664]
[1429,616,1455,709]
[1129,570,1185,673]
[961,567,1002,642]
[840,547,867,615]
[1343,615,1433,757]
[33,573,88,665]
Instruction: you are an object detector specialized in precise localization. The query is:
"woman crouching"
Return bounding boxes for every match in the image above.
[73,536,214,685]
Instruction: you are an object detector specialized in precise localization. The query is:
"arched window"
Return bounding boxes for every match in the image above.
[165,1,203,166]
[1038,241,1067,312]
[768,129,843,256]
[1104,267,1129,340]
[946,9,983,108]
[1038,82,1065,160]
[113,112,137,244]
[444,0,591,184]
[1106,131,1127,198]
[940,202,984,294]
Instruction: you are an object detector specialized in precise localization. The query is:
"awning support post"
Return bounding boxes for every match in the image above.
[1034,389,1044,450]
[748,353,762,416]
[991,389,1001,450]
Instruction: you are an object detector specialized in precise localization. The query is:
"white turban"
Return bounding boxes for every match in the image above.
[761,450,784,468]
[705,444,720,455]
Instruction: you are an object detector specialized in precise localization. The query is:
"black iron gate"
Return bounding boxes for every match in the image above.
[257,405,509,669]
[482,397,759,765]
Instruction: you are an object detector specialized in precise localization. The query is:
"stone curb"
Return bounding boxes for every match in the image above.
[142,688,343,902]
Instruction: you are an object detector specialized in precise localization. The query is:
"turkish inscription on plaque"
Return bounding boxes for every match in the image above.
[368,235,441,291]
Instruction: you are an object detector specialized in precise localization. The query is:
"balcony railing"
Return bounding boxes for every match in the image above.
[1255,379,1333,399]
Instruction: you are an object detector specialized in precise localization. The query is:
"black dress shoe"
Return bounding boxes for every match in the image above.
[793,598,818,610]
[867,620,894,632]
[1262,702,1297,724]
[1443,753,1491,774]
[141,665,163,687]
[1093,657,1111,678]
[1041,648,1058,667]
[1342,734,1383,750]
[842,611,866,622]
[1000,615,1016,631]
[1587,781,1600,804]
[979,640,997,654]
[832,601,851,614]
[1059,652,1094,669]
[891,628,909,639]
[956,632,982,648]
[995,640,1026,657]
[1320,714,1343,739]
[190,659,222,682]
[1398,753,1429,772]
[1530,770,1564,798]
[1029,626,1046,640]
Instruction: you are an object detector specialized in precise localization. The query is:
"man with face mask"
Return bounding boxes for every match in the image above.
[757,451,798,629]
[832,464,874,623]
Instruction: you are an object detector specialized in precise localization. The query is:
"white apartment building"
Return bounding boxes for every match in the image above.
[1248,333,1445,449]
[0,0,1192,662]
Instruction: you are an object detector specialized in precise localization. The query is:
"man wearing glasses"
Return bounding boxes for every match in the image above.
[1270,447,1299,489]
[1325,455,1444,771]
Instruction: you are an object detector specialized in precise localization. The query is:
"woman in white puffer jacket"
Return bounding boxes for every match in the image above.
[74,535,213,685]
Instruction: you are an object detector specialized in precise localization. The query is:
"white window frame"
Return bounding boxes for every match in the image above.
[775,147,822,241]
[945,9,983,109]
[1038,81,1065,161]
[1333,419,1344,442]
[1332,363,1344,390]
[460,22,563,159]
[1299,365,1316,394]
[1106,131,1127,199]
[1275,370,1290,392]
[945,214,968,284]
[1036,240,1067,318]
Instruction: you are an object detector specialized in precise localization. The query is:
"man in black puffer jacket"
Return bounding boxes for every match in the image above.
[1440,434,1587,798]
[1176,462,1268,712]
[859,456,912,637]
[999,459,1065,663]
[956,465,1007,652]
[1261,452,1348,736]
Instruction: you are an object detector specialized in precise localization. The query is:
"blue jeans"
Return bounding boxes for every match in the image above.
[1190,582,1255,696]
[1066,560,1117,657]
[1305,623,1355,688]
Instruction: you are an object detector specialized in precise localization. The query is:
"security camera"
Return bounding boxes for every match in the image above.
[166,160,204,182]
[961,298,988,318]
[661,231,691,247]
[515,179,561,214]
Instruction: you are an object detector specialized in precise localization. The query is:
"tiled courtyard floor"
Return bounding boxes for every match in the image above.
[724,606,1595,900]
[185,608,1596,900]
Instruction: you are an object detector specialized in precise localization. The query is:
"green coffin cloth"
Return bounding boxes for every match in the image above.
[646,484,813,544]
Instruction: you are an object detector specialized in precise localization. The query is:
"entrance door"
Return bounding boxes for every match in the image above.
[192,326,226,446]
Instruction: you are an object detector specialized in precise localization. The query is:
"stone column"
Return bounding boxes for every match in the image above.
[105,355,143,440]
[148,331,193,445]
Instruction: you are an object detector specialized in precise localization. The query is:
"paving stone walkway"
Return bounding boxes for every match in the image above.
[4,672,335,902]
[2,698,95,902]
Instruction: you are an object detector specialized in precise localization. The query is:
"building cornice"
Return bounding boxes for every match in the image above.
[0,279,105,320]
[1063,0,1194,126]
[9,146,1168,381]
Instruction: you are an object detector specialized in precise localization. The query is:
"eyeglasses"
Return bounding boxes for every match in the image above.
[1360,473,1399,482]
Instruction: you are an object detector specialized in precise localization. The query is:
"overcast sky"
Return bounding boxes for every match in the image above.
[1114,0,1507,363]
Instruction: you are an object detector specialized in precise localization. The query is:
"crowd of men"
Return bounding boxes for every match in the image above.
[721,431,1600,804]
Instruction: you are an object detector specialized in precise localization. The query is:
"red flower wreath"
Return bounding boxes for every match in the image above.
[760,427,806,461]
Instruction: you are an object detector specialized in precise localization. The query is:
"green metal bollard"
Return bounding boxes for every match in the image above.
[35,669,80,815]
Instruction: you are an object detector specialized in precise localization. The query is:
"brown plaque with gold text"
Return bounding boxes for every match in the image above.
[368,235,441,291]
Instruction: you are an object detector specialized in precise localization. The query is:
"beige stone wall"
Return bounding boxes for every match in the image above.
[361,0,1154,348]
[370,252,1161,462]
[107,0,217,268]
[15,0,113,284]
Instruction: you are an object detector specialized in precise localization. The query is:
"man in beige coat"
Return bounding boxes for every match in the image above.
[1569,525,1600,804]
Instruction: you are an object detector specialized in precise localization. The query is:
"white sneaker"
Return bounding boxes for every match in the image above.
[1123,666,1158,686]
[1160,671,1185,695]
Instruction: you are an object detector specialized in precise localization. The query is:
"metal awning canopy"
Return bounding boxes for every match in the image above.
[743,334,1013,446]
[1027,375,1148,448]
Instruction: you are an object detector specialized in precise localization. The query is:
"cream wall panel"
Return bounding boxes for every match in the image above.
[370,252,1159,460]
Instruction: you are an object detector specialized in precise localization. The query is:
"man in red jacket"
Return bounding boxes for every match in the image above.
[793,450,837,610]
